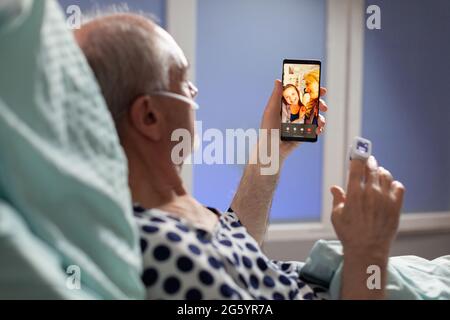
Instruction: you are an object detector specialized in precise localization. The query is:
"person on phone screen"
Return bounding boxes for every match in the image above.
[282,84,307,123]
[302,70,320,125]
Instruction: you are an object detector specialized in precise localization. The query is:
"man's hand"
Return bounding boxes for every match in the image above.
[330,156,405,299]
[331,156,405,256]
[231,80,328,246]
[260,79,328,160]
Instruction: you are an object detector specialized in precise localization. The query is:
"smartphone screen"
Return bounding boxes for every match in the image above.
[281,59,321,142]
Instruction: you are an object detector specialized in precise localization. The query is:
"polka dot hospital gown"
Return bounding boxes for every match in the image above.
[134,205,328,300]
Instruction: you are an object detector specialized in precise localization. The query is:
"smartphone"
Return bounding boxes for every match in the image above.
[280,59,321,142]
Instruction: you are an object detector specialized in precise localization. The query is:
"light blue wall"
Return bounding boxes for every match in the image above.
[362,0,450,213]
[195,0,327,221]
[58,0,166,26]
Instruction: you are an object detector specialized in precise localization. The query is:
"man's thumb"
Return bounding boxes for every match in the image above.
[267,79,282,111]
[330,186,346,208]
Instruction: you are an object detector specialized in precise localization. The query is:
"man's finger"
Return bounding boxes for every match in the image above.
[330,185,346,208]
[265,79,282,112]
[378,167,393,192]
[318,99,328,112]
[365,156,379,187]
[320,87,327,97]
[391,180,405,211]
[318,114,325,127]
[347,159,365,194]
[315,115,325,135]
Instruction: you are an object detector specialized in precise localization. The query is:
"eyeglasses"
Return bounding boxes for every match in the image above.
[151,81,199,110]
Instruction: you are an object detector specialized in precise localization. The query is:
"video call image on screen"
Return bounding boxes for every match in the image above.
[281,63,320,140]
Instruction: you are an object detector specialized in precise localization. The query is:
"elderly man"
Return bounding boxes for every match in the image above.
[75,12,404,300]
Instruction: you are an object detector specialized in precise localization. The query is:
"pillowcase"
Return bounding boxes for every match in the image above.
[0,0,144,299]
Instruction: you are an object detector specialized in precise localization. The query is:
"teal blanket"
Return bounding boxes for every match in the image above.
[300,240,450,300]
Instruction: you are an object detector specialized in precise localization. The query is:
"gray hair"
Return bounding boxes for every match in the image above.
[77,5,171,123]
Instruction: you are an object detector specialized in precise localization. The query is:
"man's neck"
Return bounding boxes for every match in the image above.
[126,147,186,210]
[123,142,220,232]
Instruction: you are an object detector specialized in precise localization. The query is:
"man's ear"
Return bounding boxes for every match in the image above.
[129,95,163,141]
